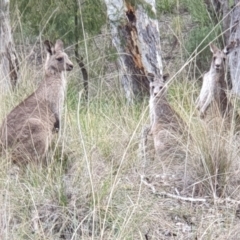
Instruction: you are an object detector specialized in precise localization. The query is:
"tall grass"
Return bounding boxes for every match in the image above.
[1,1,240,239]
[1,45,240,238]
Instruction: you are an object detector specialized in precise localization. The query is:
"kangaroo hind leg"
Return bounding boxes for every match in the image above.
[12,118,52,165]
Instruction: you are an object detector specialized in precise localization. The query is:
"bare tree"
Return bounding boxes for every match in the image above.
[222,0,230,42]
[104,0,163,102]
[0,0,19,91]
[74,0,89,100]
[204,0,230,43]
[228,1,240,96]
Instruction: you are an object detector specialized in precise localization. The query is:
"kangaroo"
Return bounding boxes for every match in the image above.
[0,39,73,164]
[196,42,236,118]
[148,73,186,156]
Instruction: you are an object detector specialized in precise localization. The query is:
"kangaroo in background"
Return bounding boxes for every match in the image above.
[196,42,236,118]
[148,73,186,156]
[0,39,73,164]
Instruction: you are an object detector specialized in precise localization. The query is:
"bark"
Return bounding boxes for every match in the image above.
[0,0,19,91]
[204,0,230,43]
[228,1,240,96]
[204,0,221,13]
[104,0,163,102]
[222,0,230,43]
[74,0,88,100]
[75,52,88,100]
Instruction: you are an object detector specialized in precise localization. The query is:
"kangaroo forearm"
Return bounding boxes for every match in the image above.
[200,95,212,114]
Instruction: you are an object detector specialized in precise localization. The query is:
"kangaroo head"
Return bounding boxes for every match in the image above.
[44,40,73,74]
[210,44,226,72]
[210,41,237,72]
[148,73,168,98]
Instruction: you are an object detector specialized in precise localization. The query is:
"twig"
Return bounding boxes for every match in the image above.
[141,175,157,194]
[144,229,150,240]
[156,192,206,202]
[141,175,206,203]
[214,197,240,205]
[141,176,240,204]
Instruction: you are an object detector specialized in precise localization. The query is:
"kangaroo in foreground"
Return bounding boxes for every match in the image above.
[147,73,187,156]
[0,40,73,164]
[196,42,236,118]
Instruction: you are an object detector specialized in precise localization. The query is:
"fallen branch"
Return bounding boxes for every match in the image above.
[214,197,240,205]
[141,176,240,204]
[141,175,206,203]
[156,191,206,202]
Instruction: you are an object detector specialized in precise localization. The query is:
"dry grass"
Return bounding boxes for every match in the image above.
[1,51,240,239]
[1,13,240,238]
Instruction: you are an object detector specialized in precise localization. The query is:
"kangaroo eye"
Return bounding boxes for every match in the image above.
[57,57,63,61]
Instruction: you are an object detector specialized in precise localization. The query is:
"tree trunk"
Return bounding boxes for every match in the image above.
[204,0,230,43]
[104,0,163,102]
[228,1,240,96]
[222,0,230,43]
[74,0,88,100]
[0,0,19,91]
[75,52,89,100]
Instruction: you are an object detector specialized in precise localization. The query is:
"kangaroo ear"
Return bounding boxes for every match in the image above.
[163,73,169,83]
[147,73,155,82]
[44,40,54,55]
[55,39,64,52]
[210,43,219,53]
[223,41,236,55]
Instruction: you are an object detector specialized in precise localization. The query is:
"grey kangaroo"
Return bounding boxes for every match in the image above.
[0,39,73,164]
[148,73,186,156]
[196,42,236,118]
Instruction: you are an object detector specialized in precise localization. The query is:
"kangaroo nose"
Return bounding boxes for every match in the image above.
[215,64,220,68]
[67,64,73,71]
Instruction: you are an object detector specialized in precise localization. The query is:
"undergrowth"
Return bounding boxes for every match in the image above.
[1,1,240,239]
[1,50,240,238]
